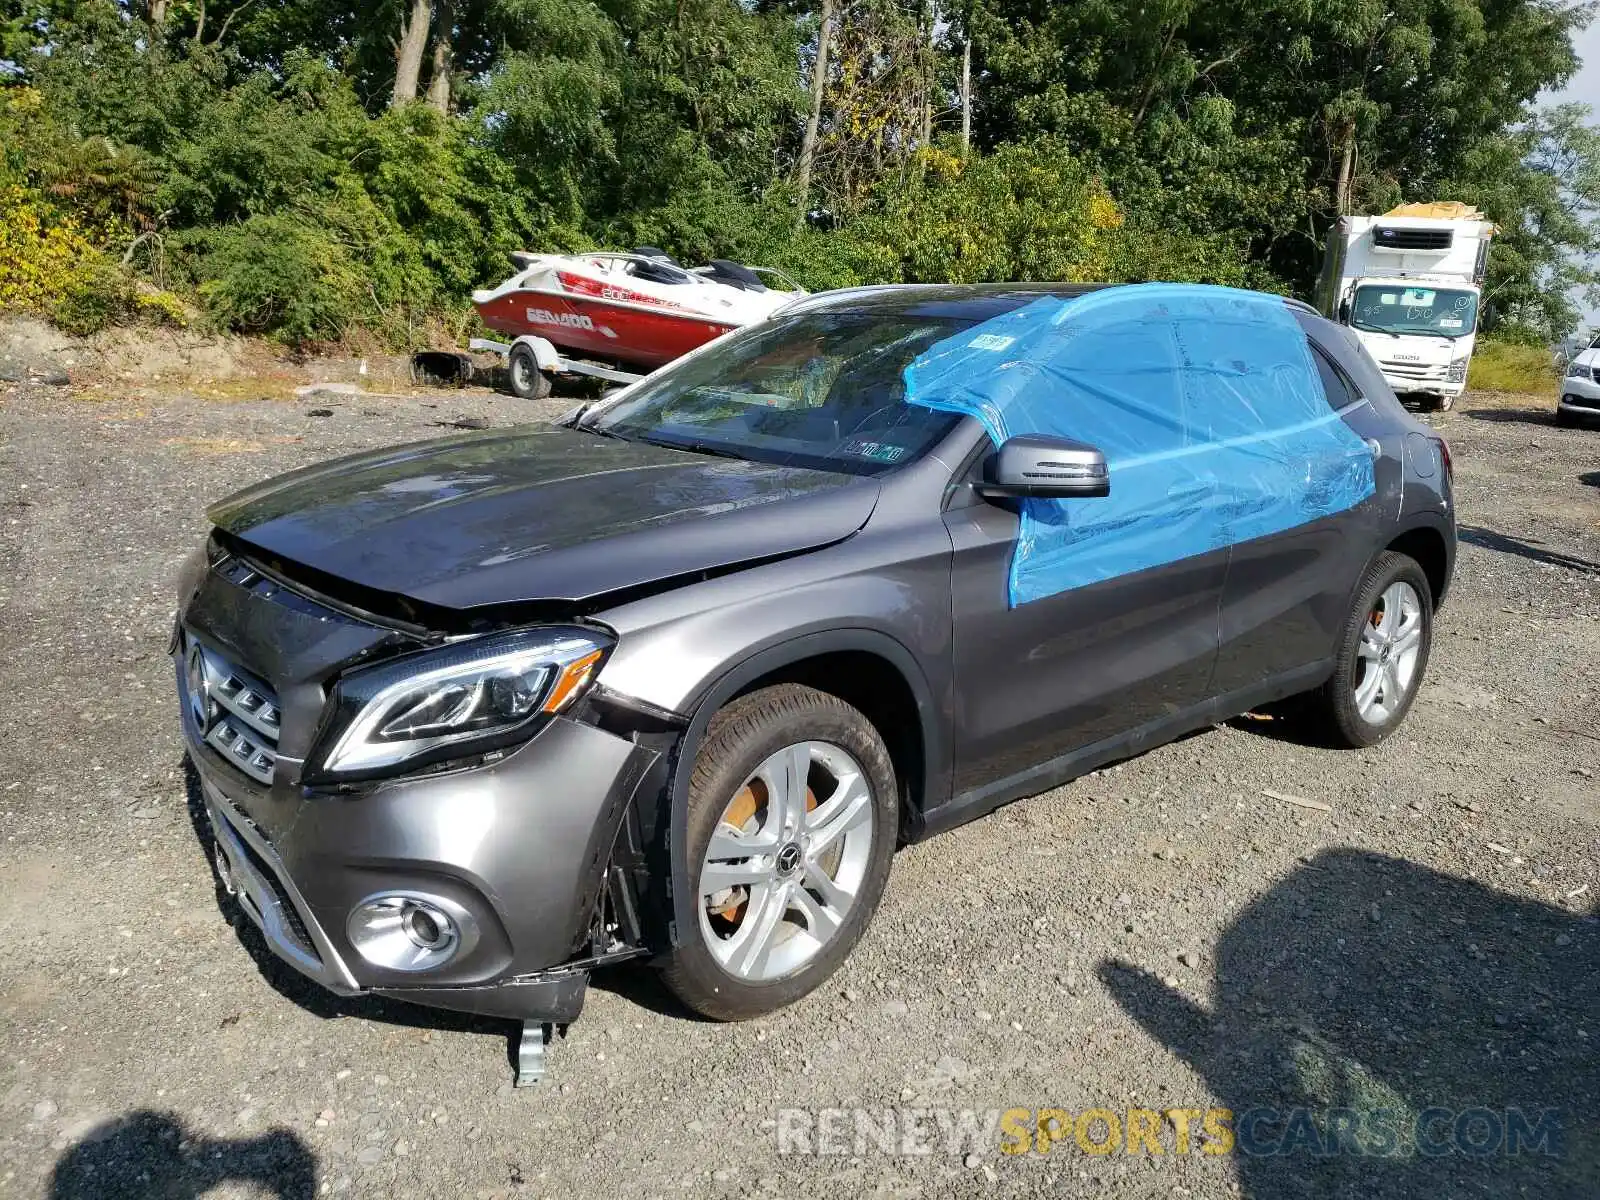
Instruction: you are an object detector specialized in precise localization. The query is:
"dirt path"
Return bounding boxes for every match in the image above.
[0,382,1595,1199]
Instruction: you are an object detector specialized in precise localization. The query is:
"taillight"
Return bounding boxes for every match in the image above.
[1433,436,1453,479]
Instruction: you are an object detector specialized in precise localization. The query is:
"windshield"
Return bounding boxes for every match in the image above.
[1350,284,1478,339]
[585,310,973,475]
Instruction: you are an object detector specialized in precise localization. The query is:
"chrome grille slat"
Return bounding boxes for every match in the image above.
[184,641,281,785]
[1378,358,1446,381]
[198,652,282,740]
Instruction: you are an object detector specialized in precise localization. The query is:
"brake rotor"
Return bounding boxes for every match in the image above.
[708,778,819,922]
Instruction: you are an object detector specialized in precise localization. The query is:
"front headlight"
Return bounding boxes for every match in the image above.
[310,627,611,780]
[1446,359,1468,384]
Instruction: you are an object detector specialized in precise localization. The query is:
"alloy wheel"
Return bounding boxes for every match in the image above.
[1353,580,1424,725]
[697,740,875,982]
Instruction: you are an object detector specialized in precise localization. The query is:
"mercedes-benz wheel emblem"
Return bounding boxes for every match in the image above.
[775,842,803,876]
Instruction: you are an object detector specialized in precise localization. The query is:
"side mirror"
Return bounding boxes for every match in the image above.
[1338,297,1351,324]
[976,434,1110,500]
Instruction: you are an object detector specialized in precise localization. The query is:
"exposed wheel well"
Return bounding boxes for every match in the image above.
[1386,527,1450,609]
[729,652,925,836]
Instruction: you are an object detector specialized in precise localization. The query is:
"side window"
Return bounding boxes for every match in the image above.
[1309,343,1359,411]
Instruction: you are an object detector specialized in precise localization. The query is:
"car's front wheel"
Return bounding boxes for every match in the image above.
[659,684,897,1021]
[1306,551,1434,748]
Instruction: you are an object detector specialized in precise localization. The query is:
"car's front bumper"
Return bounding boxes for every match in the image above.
[1559,373,1600,421]
[1385,380,1466,400]
[176,593,665,1024]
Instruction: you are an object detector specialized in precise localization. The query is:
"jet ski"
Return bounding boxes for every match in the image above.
[471,249,806,370]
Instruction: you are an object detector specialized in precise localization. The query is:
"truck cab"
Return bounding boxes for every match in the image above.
[1315,210,1494,411]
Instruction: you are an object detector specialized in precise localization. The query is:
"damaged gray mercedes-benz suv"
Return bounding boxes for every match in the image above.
[174,283,1455,1083]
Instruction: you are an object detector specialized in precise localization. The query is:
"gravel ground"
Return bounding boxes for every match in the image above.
[0,378,1596,1199]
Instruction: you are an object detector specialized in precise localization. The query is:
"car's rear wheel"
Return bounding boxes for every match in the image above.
[659,684,897,1021]
[1305,551,1434,748]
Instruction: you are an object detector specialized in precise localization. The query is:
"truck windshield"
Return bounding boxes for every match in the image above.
[584,310,969,476]
[1351,285,1478,339]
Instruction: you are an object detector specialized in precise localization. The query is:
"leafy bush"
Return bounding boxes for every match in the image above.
[194,214,368,343]
[0,186,101,312]
[1468,338,1558,394]
[0,185,143,335]
[49,257,137,336]
[133,285,191,327]
[6,0,1590,350]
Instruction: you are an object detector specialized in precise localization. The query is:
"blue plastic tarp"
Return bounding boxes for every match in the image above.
[904,283,1375,606]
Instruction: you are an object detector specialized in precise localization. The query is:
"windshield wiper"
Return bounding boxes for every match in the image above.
[575,421,635,444]
[637,435,745,460]
[1355,326,1455,340]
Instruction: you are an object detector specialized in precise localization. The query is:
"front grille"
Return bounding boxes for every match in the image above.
[184,640,281,784]
[1378,359,1446,382]
[213,550,372,628]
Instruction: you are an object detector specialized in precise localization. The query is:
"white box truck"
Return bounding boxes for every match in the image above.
[1314,204,1495,410]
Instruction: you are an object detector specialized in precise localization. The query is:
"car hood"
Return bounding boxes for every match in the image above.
[209,425,879,614]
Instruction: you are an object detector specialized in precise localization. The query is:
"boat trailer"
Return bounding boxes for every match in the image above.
[410,334,644,400]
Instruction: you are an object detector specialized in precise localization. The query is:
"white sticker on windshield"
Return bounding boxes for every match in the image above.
[1438,316,1463,329]
[967,333,1016,351]
[1379,293,1398,305]
[1401,288,1436,306]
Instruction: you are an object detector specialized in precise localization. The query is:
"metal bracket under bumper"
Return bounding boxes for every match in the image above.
[516,1022,551,1087]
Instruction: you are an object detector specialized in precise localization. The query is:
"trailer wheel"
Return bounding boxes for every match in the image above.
[508,343,553,400]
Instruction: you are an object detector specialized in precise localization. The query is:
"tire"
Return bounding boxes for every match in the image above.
[1436,392,1454,412]
[507,343,553,400]
[1304,551,1434,749]
[659,684,898,1021]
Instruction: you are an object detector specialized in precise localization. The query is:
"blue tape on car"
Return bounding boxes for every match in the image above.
[904,283,1376,606]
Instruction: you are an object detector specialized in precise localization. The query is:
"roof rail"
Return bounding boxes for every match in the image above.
[1283,296,1320,316]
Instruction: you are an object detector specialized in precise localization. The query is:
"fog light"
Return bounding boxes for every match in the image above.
[347,893,478,972]
[401,903,448,951]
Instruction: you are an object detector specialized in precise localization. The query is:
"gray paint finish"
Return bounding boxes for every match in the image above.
[175,285,1456,1027]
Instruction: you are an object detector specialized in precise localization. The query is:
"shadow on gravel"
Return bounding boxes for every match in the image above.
[1580,470,1600,489]
[51,1110,314,1199]
[589,963,709,1022]
[1101,848,1598,1198]
[1458,525,1600,575]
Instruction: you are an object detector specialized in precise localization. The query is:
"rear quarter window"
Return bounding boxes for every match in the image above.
[1300,316,1405,416]
[1310,343,1360,410]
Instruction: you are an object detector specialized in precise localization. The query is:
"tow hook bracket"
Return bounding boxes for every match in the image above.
[515,1021,552,1087]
